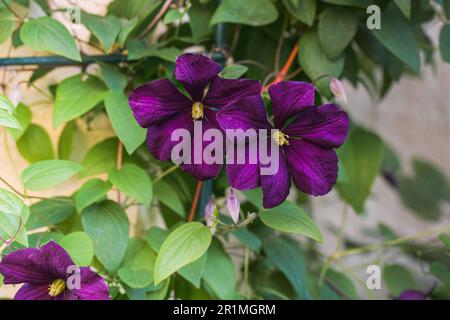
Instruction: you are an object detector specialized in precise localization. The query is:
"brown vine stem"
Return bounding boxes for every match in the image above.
[263,44,299,92]
[188,181,203,222]
[139,0,174,39]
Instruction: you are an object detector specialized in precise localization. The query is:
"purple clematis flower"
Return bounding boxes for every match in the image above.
[0,241,109,300]
[395,289,427,300]
[129,53,261,180]
[217,81,349,208]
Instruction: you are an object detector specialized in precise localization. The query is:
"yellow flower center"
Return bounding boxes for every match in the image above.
[192,101,204,120]
[272,130,289,146]
[48,279,66,297]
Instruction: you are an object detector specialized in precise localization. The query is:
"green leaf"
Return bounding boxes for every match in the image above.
[444,0,450,20]
[0,94,14,112]
[20,17,81,61]
[370,6,420,72]
[98,62,127,91]
[81,12,121,53]
[118,239,156,288]
[188,0,214,42]
[320,0,372,7]
[154,222,212,285]
[439,24,450,64]
[53,74,107,128]
[438,234,450,247]
[210,0,278,27]
[21,160,84,191]
[154,180,186,218]
[17,124,54,163]
[202,238,236,299]
[298,30,345,95]
[7,103,32,141]
[318,8,359,60]
[108,164,152,206]
[58,121,77,160]
[263,237,309,299]
[337,128,384,213]
[146,226,205,288]
[127,41,182,62]
[104,90,146,154]
[430,262,450,287]
[0,109,21,130]
[0,188,29,247]
[259,201,323,242]
[220,64,248,79]
[383,264,417,296]
[232,228,262,252]
[283,0,316,26]
[81,200,129,273]
[60,231,94,266]
[0,8,14,44]
[325,269,358,300]
[27,197,75,229]
[394,0,411,19]
[118,17,139,46]
[398,159,450,220]
[74,179,111,213]
[108,0,160,19]
[80,138,118,178]
[164,9,183,24]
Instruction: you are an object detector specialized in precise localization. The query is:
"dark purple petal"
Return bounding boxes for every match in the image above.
[179,110,223,180]
[216,95,272,132]
[28,241,74,280]
[70,267,110,300]
[146,111,192,161]
[260,150,291,208]
[225,140,261,190]
[14,283,52,300]
[0,248,52,284]
[284,140,338,196]
[175,53,221,101]
[284,104,349,148]
[203,77,262,110]
[268,81,315,128]
[129,79,191,127]
[396,290,427,300]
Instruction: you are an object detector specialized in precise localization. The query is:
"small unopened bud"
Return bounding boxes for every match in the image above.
[226,188,240,224]
[204,198,215,228]
[329,78,347,105]
[9,84,22,107]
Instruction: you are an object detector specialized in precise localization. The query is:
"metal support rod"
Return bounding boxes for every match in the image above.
[0,54,128,66]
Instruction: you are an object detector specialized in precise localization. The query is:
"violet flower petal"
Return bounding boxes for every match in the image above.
[396,290,427,300]
[260,151,291,208]
[14,283,52,300]
[284,104,349,148]
[268,81,315,128]
[285,140,338,196]
[28,241,75,280]
[216,95,272,131]
[203,77,262,110]
[0,248,52,285]
[70,267,110,300]
[146,111,192,161]
[175,53,221,101]
[129,78,192,128]
[226,150,261,190]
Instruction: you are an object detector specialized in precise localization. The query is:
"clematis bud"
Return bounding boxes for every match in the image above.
[329,78,347,105]
[226,188,240,224]
[204,198,215,228]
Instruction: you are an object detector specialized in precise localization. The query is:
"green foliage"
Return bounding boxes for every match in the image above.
[17,124,54,163]
[0,8,14,44]
[27,197,75,229]
[154,222,211,285]
[74,179,111,213]
[210,0,278,26]
[383,264,418,296]
[21,160,84,191]
[104,91,146,154]
[81,200,130,273]
[53,74,107,128]
[108,164,153,206]
[0,188,29,247]
[20,17,81,61]
[60,232,95,266]
[81,12,121,53]
[337,128,384,213]
[259,201,323,242]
